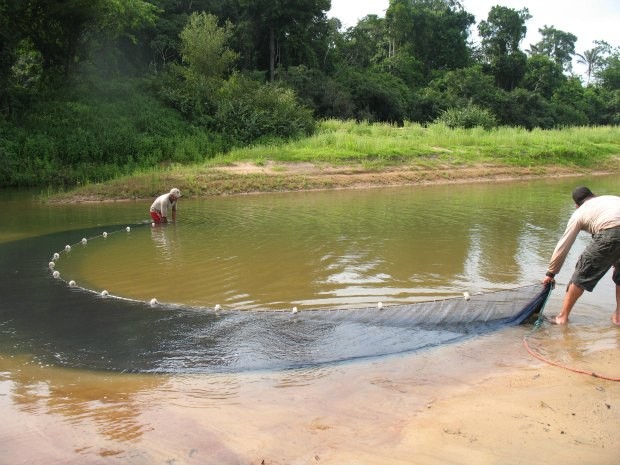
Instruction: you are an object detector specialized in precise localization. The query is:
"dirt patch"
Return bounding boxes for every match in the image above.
[48,161,612,203]
[205,162,598,193]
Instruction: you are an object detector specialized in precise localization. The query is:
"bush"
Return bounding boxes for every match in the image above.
[435,104,498,130]
[214,74,316,145]
[0,78,226,187]
[335,69,411,125]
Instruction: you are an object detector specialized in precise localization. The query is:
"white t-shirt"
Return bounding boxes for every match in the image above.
[150,193,177,218]
[548,195,620,274]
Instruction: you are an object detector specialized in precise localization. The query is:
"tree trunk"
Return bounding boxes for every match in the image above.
[269,24,275,82]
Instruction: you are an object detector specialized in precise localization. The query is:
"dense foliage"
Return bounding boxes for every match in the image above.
[0,0,618,187]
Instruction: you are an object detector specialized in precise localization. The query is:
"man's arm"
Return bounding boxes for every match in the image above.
[544,215,582,280]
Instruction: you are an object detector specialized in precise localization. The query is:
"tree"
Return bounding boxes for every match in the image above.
[422,65,500,119]
[531,25,577,73]
[598,55,620,91]
[522,54,565,98]
[576,47,603,85]
[180,12,237,79]
[477,6,531,91]
[159,11,238,124]
[340,15,388,69]
[236,0,331,81]
[494,88,553,129]
[374,50,425,88]
[214,75,315,144]
[14,0,158,82]
[575,41,615,87]
[581,85,617,125]
[385,0,474,79]
[0,0,21,116]
[550,76,589,126]
[335,67,411,124]
[478,6,530,59]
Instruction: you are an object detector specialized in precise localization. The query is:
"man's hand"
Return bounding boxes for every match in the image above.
[543,271,556,287]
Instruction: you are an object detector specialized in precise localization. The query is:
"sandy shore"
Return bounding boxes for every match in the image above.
[136,326,619,465]
[2,316,618,465]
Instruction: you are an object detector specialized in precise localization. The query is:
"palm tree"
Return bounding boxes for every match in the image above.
[576,47,602,85]
[525,43,542,56]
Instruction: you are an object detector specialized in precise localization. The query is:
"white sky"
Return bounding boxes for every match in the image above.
[328,0,620,56]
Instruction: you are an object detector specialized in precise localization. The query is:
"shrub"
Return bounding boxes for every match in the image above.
[0,78,226,187]
[214,75,315,145]
[435,104,498,130]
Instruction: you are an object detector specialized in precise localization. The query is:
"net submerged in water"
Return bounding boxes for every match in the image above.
[150,283,551,372]
[38,226,552,372]
[69,281,550,373]
[223,283,551,329]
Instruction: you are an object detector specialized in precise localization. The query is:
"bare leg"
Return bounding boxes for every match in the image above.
[612,285,620,326]
[555,283,585,325]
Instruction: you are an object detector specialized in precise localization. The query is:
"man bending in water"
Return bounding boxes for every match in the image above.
[542,186,620,325]
[150,188,181,224]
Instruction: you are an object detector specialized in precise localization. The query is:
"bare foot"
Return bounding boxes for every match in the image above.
[543,315,557,324]
[612,314,620,326]
[555,315,568,325]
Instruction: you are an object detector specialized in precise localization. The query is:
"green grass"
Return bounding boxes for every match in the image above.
[206,120,620,168]
[47,120,620,202]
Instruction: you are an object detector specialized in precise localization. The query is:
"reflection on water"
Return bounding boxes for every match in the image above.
[0,354,165,443]
[50,181,596,310]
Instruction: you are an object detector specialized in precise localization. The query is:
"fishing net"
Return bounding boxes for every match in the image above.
[29,224,552,372]
[254,283,551,328]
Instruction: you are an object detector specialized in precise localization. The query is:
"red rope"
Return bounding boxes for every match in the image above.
[523,285,620,381]
[523,335,620,381]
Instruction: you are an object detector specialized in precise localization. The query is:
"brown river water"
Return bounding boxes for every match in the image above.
[1,175,619,464]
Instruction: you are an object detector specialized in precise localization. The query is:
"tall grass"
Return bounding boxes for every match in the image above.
[209,120,620,168]
[48,119,619,201]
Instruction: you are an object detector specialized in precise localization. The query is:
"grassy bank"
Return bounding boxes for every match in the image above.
[218,120,620,167]
[47,121,620,202]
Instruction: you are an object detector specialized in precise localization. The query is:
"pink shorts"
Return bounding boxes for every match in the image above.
[150,211,163,223]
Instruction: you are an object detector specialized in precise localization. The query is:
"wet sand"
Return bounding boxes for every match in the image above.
[1,317,618,465]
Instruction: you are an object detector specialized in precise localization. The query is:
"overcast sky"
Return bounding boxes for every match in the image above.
[328,0,620,58]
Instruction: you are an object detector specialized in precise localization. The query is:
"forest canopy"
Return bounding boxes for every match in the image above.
[0,0,618,187]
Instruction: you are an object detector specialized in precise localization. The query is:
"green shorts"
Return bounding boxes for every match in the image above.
[571,227,620,292]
